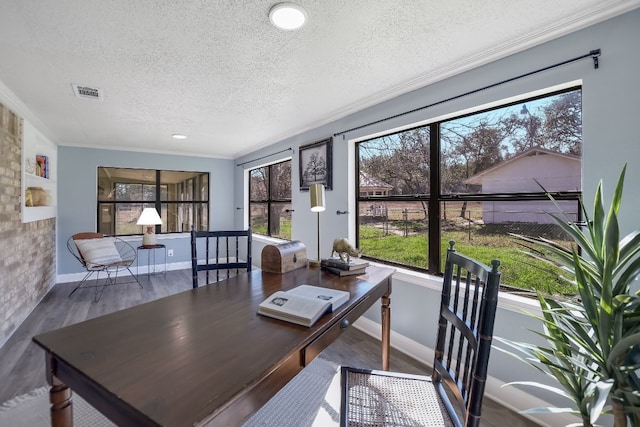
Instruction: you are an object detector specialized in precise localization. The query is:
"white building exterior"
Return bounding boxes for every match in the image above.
[465,148,581,223]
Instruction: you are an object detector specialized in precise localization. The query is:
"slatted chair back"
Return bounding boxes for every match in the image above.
[339,241,500,427]
[433,240,501,427]
[191,228,252,288]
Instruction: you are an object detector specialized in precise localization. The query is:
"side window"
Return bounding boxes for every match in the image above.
[249,160,292,239]
[97,168,209,235]
[357,88,582,294]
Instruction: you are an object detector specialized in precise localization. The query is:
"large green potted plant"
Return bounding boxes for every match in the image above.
[496,165,640,427]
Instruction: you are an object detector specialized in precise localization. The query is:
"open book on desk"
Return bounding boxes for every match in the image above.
[257,285,350,327]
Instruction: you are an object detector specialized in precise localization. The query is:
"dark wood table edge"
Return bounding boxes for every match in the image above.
[199,270,393,427]
[35,267,394,427]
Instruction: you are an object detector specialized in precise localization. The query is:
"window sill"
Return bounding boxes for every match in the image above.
[374,261,541,315]
[118,233,190,244]
[251,235,540,315]
[252,234,289,245]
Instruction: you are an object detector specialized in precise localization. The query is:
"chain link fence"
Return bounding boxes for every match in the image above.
[360,201,576,245]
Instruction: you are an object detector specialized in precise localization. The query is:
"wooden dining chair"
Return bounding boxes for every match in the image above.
[191,228,252,288]
[340,241,501,427]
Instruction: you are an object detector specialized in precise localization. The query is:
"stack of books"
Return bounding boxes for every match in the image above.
[320,258,369,276]
[35,154,49,178]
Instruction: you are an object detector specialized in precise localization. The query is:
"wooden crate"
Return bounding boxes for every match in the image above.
[261,241,307,273]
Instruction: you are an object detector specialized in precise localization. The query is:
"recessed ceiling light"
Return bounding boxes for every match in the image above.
[171,134,187,140]
[269,3,307,30]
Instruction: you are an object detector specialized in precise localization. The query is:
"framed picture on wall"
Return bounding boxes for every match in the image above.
[299,138,332,190]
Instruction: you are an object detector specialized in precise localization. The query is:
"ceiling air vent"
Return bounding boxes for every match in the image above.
[72,84,103,101]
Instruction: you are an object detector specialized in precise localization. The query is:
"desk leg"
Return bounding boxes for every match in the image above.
[46,353,73,427]
[50,380,73,427]
[381,294,391,371]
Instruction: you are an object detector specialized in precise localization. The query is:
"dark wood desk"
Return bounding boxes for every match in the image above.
[33,266,393,427]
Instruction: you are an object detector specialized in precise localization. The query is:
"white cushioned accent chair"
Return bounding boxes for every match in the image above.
[67,232,142,302]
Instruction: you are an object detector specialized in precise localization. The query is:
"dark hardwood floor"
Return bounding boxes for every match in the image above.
[0,268,540,426]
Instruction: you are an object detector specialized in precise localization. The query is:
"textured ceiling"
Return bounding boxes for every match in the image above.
[0,1,638,159]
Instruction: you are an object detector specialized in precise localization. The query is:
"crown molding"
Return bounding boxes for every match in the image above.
[0,80,59,145]
[259,1,640,148]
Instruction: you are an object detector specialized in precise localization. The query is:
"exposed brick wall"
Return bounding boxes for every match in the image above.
[0,102,56,348]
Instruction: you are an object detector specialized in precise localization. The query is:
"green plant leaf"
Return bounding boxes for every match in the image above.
[504,381,574,400]
[503,164,638,425]
[589,379,614,423]
[609,163,626,216]
[592,180,605,257]
[519,407,579,414]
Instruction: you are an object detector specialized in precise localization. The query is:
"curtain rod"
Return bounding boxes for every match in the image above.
[333,48,601,138]
[236,147,293,167]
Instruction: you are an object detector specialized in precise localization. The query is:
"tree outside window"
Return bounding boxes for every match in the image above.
[357,87,582,295]
[249,160,292,239]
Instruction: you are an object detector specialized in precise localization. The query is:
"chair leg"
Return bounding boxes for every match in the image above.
[94,285,106,302]
[94,270,110,303]
[70,265,143,302]
[94,267,143,302]
[127,267,143,289]
[68,270,95,297]
[113,266,143,289]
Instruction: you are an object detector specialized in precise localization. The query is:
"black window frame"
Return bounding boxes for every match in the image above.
[97,167,210,236]
[248,159,292,239]
[356,86,583,275]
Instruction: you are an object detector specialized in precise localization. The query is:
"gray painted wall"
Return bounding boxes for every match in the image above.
[234,10,640,426]
[48,9,638,426]
[57,146,235,274]
[236,10,640,248]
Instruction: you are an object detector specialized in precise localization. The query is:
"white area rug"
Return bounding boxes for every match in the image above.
[244,357,341,427]
[0,386,115,427]
[0,357,341,427]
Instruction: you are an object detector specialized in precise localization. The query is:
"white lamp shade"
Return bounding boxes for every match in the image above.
[137,208,162,247]
[309,184,326,212]
[137,208,162,226]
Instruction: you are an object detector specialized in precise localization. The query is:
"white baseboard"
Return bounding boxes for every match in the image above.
[57,261,191,283]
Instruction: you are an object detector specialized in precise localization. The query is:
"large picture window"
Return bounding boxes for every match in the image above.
[249,160,292,239]
[357,87,582,294]
[97,168,209,235]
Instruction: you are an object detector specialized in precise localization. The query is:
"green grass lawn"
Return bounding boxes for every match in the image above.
[251,218,292,240]
[252,220,572,295]
[359,225,574,295]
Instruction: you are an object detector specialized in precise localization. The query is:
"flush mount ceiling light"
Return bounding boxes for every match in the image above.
[171,134,187,140]
[269,3,307,30]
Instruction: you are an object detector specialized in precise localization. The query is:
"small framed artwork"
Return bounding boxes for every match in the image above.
[299,138,332,190]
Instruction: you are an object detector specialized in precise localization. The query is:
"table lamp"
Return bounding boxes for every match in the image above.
[309,183,326,267]
[137,207,163,247]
